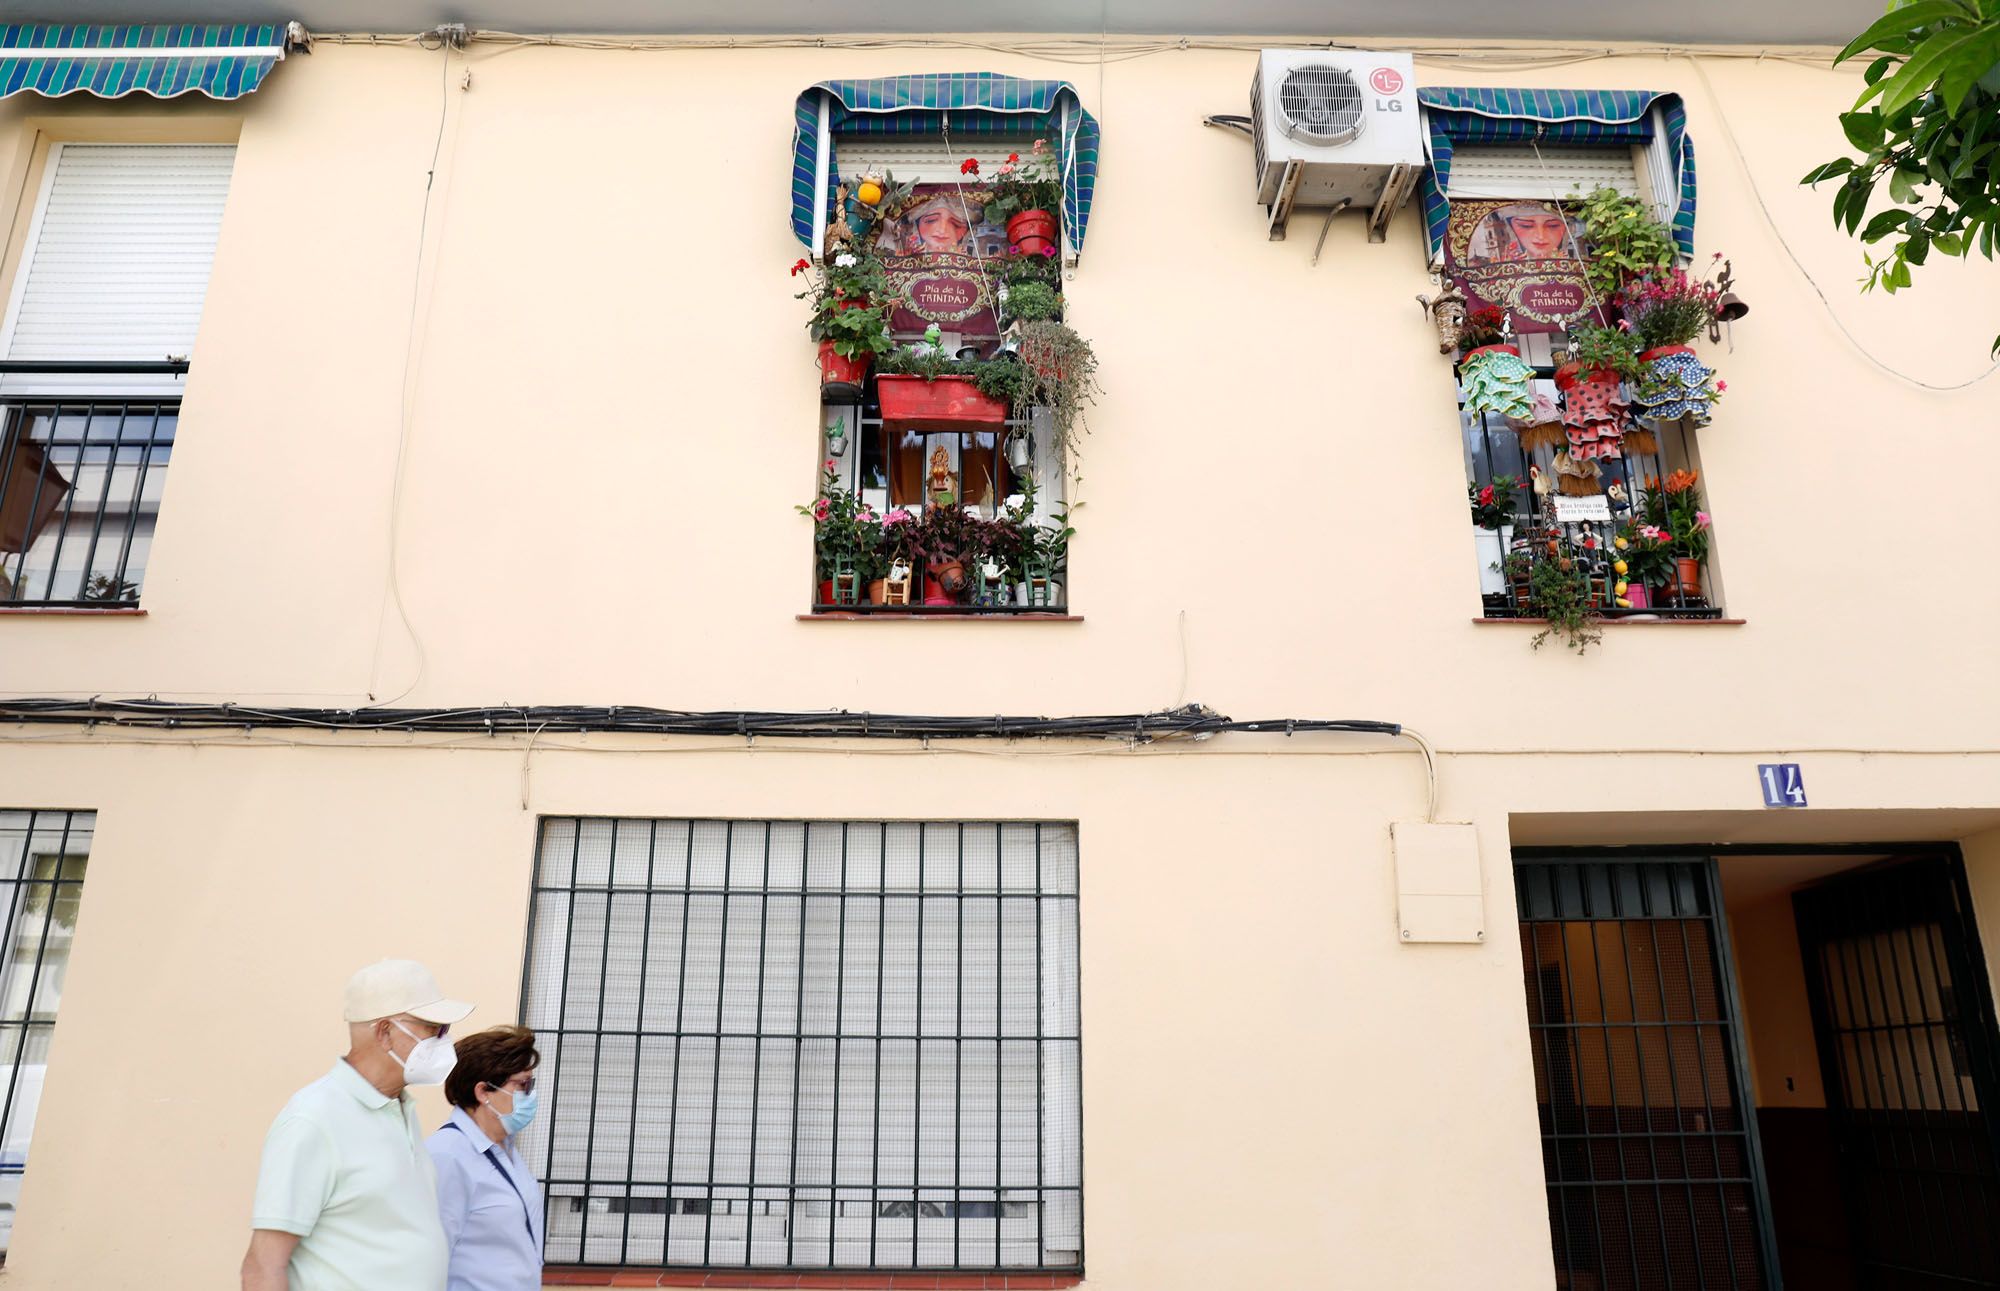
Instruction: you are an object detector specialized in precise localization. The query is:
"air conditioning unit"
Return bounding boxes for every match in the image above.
[1250,50,1425,243]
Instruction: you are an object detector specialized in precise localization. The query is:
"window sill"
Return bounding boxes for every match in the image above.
[799,613,1082,623]
[0,606,146,616]
[1474,616,1745,627]
[542,1271,1083,1289]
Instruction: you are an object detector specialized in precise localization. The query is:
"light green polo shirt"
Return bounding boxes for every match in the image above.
[251,1059,450,1291]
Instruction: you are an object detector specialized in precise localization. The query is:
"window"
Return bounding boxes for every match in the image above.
[0,143,233,606]
[0,809,93,1256]
[520,818,1083,1273]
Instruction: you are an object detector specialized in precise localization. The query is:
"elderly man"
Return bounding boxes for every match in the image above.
[241,960,475,1291]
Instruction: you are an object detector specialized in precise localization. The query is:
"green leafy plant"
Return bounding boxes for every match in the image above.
[1561,322,1645,380]
[981,138,1064,225]
[1002,279,1062,324]
[794,252,895,360]
[1469,475,1524,529]
[1614,522,1678,590]
[1575,186,1679,302]
[797,461,887,582]
[1496,551,1602,654]
[1802,2,2000,353]
[1011,319,1100,463]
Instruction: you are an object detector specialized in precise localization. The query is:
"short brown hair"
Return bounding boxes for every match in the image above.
[444,1024,540,1111]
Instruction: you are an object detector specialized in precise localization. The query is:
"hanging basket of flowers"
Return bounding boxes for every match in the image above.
[1455,307,1533,420]
[980,140,1065,259]
[1619,262,1729,425]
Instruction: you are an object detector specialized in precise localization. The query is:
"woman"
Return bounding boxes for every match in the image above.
[426,1025,544,1291]
[1490,201,1575,261]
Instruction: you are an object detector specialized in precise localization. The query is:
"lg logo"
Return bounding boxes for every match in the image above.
[1369,67,1404,95]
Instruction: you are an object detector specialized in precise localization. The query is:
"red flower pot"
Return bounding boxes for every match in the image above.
[817,579,833,606]
[1459,343,1520,366]
[1626,584,1650,610]
[1554,362,1620,391]
[1007,209,1059,258]
[1673,557,1703,600]
[1639,345,1695,363]
[924,559,968,605]
[875,374,1008,433]
[818,341,869,405]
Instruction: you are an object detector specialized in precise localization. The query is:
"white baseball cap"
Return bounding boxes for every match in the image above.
[343,959,475,1025]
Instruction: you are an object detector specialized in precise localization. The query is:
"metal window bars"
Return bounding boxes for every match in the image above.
[1515,857,1776,1290]
[813,393,1067,616]
[519,818,1083,1273]
[0,365,182,607]
[0,809,93,1255]
[1461,353,1721,621]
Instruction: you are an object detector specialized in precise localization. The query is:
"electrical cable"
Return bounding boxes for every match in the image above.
[1684,54,2000,391]
[0,697,1401,742]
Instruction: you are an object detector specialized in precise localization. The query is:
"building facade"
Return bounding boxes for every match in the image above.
[1,11,1999,1291]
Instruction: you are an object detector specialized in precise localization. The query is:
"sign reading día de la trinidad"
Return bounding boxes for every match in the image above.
[1444,197,1612,334]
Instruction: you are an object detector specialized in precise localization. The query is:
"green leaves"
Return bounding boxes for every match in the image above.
[1801,157,1856,184]
[1842,110,1888,150]
[1836,0,1968,65]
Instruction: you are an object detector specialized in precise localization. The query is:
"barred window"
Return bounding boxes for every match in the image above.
[521,818,1082,1273]
[0,809,93,1256]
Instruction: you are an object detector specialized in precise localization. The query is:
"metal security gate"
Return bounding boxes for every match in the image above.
[1515,856,1778,1289]
[1793,856,2000,1289]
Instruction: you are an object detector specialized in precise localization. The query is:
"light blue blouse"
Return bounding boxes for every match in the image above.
[425,1107,544,1291]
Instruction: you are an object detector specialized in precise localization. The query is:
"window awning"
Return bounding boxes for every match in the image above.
[1416,88,1696,263]
[791,73,1100,261]
[0,24,295,101]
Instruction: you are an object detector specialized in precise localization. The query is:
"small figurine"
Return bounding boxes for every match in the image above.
[1607,482,1631,516]
[1416,284,1468,356]
[1530,464,1552,498]
[928,444,954,501]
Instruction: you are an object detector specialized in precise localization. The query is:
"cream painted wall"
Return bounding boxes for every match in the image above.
[0,44,1996,745]
[1,32,1999,1291]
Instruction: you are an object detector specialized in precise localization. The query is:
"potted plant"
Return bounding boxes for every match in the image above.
[907,501,987,605]
[1653,469,1713,602]
[1456,306,1533,421]
[1612,523,1676,609]
[1455,305,1511,363]
[1557,322,1643,387]
[980,140,1063,259]
[1575,186,1679,303]
[1470,474,1524,597]
[1000,278,1062,326]
[797,461,884,606]
[1006,319,1100,466]
[1621,260,1728,423]
[1021,511,1072,608]
[877,325,1010,432]
[796,252,893,404]
[1526,551,1603,653]
[871,508,916,604]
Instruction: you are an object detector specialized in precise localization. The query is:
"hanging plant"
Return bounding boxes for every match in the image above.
[1574,186,1679,302]
[1010,319,1100,465]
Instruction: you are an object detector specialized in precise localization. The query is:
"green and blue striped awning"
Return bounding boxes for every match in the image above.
[1416,88,1696,261]
[791,73,1100,260]
[0,24,292,100]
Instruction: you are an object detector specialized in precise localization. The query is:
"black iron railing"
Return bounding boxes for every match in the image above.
[1462,360,1721,621]
[0,363,185,608]
[812,401,1067,615]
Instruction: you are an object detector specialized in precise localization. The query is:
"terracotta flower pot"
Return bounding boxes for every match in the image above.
[1007,209,1059,257]
[867,578,887,605]
[817,578,833,606]
[1673,557,1703,600]
[818,341,869,405]
[924,560,967,605]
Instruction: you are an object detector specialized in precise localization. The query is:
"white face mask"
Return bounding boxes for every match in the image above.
[389,1019,457,1086]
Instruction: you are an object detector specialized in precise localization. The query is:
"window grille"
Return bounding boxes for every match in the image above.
[0,398,175,605]
[0,809,93,1256]
[1515,857,1775,1290]
[520,818,1083,1272]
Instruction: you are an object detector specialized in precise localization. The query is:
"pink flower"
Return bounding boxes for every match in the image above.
[858,508,878,523]
[1694,511,1711,530]
[1041,245,1056,257]
[812,499,830,521]
[883,508,912,526]
[1008,243,1021,255]
[960,158,980,175]
[1714,380,1728,392]
[823,458,836,470]
[1031,138,1048,154]
[996,163,1016,176]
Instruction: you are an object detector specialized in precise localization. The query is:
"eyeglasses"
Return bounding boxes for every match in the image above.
[502,1073,536,1094]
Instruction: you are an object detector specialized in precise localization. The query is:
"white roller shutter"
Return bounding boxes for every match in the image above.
[833,134,1037,186]
[0,143,236,395]
[1445,143,1640,203]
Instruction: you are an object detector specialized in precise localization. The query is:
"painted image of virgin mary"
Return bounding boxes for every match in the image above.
[879,192,986,257]
[1467,201,1582,264]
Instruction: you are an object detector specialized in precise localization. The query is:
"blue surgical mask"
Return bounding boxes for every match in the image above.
[492,1086,537,1136]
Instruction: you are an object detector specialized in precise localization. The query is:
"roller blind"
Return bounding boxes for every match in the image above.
[0,143,234,393]
[832,134,1037,187]
[1443,143,1640,202]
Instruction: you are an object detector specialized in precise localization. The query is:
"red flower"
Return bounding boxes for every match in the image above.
[1007,152,1020,163]
[790,258,810,276]
[1478,485,1494,505]
[960,158,980,175]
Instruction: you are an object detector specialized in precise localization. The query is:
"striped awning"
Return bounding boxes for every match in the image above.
[1416,88,1696,262]
[0,24,294,101]
[791,73,1100,261]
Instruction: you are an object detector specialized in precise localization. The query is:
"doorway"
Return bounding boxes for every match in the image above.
[1514,849,2000,1291]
